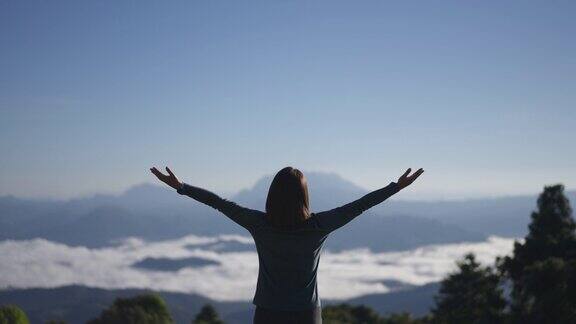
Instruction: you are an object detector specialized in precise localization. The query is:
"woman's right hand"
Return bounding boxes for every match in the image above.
[397,168,424,190]
[150,166,182,190]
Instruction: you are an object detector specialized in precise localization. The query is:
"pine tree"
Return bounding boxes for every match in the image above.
[499,184,576,323]
[431,253,506,324]
[192,304,224,324]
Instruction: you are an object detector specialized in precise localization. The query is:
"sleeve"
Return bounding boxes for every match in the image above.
[313,181,401,232]
[176,182,264,231]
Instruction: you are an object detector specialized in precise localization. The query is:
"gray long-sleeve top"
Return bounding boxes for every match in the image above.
[176,181,401,311]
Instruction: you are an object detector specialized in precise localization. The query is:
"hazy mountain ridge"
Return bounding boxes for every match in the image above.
[1,171,569,250]
[378,188,576,237]
[0,284,438,324]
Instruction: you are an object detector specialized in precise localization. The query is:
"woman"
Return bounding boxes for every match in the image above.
[150,166,424,324]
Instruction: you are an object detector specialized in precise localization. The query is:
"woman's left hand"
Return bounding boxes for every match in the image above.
[397,167,424,190]
[150,166,182,190]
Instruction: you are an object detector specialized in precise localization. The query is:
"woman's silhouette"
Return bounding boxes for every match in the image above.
[150,166,424,324]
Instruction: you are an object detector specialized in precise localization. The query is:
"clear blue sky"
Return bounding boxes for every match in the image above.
[1,1,575,200]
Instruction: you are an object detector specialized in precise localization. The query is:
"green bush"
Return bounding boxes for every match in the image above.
[87,293,173,324]
[0,305,29,324]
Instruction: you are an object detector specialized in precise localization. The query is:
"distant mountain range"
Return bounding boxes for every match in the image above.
[377,187,576,237]
[1,171,572,250]
[0,283,439,324]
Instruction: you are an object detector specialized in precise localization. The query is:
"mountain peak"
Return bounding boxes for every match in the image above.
[232,170,368,211]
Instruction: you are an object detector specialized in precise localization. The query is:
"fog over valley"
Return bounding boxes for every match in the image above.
[0,234,516,301]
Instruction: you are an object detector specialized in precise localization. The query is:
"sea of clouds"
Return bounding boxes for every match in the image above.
[0,235,518,301]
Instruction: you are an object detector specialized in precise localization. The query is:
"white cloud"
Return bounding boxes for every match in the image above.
[0,235,518,301]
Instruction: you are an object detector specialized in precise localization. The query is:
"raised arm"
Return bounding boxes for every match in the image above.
[313,168,424,232]
[150,166,263,231]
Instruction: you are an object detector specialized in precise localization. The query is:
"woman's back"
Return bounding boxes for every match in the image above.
[251,219,330,310]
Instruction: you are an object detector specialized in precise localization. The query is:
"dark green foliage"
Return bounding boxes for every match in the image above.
[322,303,427,324]
[323,303,380,323]
[192,304,224,324]
[0,305,29,324]
[381,312,431,324]
[499,184,576,323]
[87,293,173,324]
[46,320,67,324]
[431,253,506,324]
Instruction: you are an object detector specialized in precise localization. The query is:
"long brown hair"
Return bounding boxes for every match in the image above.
[265,166,311,230]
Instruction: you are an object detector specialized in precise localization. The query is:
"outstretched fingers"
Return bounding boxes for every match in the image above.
[408,168,424,181]
[150,167,167,178]
[402,168,412,179]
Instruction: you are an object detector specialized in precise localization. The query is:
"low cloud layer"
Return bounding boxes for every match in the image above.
[0,235,517,301]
